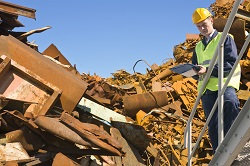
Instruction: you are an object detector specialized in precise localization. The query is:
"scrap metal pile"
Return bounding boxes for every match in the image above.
[0,0,249,166]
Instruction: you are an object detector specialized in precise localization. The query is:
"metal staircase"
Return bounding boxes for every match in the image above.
[209,98,250,166]
[184,0,250,165]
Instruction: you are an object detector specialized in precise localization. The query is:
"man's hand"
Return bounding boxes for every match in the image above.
[195,65,206,75]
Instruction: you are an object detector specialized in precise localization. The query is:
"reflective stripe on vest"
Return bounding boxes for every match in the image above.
[195,32,241,93]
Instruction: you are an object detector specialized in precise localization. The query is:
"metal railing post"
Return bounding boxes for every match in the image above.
[187,122,192,166]
[218,43,224,145]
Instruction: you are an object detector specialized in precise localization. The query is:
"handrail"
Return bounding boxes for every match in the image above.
[188,34,250,161]
[184,0,243,165]
[218,35,224,144]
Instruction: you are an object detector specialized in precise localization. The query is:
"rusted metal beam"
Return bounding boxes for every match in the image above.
[38,91,61,116]
[0,55,61,117]
[34,116,93,147]
[1,110,81,151]
[60,112,123,156]
[0,13,24,30]
[0,1,36,19]
[0,95,37,112]
[0,35,88,114]
[0,56,11,79]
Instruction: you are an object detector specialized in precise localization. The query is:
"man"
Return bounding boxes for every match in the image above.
[191,8,241,152]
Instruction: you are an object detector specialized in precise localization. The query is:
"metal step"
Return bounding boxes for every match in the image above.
[231,141,250,166]
[209,98,250,166]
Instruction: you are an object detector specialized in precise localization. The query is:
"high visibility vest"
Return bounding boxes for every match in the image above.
[195,32,241,93]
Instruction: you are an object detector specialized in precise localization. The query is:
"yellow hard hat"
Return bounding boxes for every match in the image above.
[192,8,212,24]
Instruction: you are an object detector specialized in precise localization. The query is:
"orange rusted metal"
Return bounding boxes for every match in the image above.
[16,26,51,41]
[236,8,250,22]
[240,59,250,80]
[152,68,173,82]
[5,161,18,166]
[0,1,36,19]
[34,116,93,147]
[0,35,88,115]
[111,121,151,152]
[123,91,168,117]
[186,34,200,41]
[216,0,235,6]
[213,18,245,51]
[0,96,37,113]
[0,55,61,117]
[42,44,73,67]
[4,127,44,151]
[60,112,123,156]
[52,153,79,166]
[0,0,247,165]
[172,78,199,112]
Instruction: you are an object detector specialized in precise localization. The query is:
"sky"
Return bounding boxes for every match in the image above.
[6,0,215,78]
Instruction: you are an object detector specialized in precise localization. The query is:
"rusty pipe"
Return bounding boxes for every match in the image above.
[123,91,168,117]
[152,68,173,82]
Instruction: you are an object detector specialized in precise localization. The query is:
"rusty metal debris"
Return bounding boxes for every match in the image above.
[0,1,35,19]
[0,142,30,163]
[60,112,124,156]
[123,91,169,117]
[34,116,94,147]
[213,18,245,51]
[0,0,249,165]
[42,44,73,68]
[52,153,79,166]
[0,35,89,116]
[0,55,62,118]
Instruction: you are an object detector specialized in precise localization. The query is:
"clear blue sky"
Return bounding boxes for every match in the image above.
[7,0,215,78]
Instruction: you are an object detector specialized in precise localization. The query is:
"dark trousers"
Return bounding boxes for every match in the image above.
[201,87,240,152]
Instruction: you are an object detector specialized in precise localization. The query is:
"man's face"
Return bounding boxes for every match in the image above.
[196,17,214,38]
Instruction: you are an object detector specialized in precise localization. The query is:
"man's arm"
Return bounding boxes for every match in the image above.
[192,51,207,75]
[191,51,200,80]
[192,51,198,65]
[211,35,238,77]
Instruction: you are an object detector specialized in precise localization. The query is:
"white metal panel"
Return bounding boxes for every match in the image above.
[78,97,127,123]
